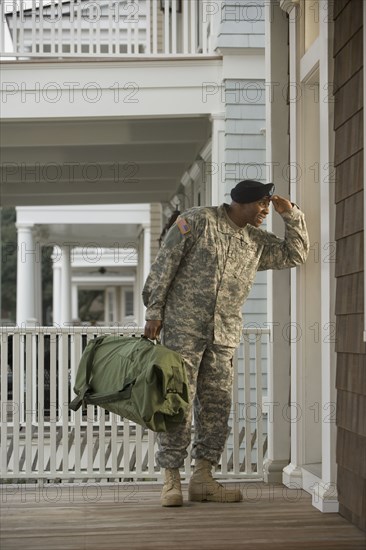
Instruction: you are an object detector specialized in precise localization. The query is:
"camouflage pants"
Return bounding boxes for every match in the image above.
[156,328,235,469]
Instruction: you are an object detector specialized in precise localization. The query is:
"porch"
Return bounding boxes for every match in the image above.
[1,482,365,550]
[1,0,218,59]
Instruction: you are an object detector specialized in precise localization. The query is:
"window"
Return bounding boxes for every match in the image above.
[124,290,134,318]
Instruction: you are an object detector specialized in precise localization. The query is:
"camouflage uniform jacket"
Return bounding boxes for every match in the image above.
[143,203,309,348]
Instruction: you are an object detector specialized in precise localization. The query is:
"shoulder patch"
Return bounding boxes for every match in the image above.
[176,217,191,235]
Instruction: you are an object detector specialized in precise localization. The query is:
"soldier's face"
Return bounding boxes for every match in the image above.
[242,198,271,227]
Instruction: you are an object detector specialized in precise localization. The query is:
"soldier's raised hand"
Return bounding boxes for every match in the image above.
[271,195,293,214]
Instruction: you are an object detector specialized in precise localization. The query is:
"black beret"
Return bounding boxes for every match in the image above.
[230,180,275,204]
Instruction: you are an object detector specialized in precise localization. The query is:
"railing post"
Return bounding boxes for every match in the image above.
[2,326,268,481]
[0,331,9,477]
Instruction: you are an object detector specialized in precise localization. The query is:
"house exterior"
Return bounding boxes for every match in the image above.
[268,0,366,531]
[0,0,365,533]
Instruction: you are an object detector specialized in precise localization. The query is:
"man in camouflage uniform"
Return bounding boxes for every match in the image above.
[143,180,309,507]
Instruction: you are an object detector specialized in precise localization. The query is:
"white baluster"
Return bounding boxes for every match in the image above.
[108,0,114,54]
[135,424,142,475]
[244,333,251,474]
[50,0,56,55]
[12,1,18,55]
[182,0,188,54]
[232,347,240,474]
[37,331,45,476]
[61,330,69,475]
[171,0,177,54]
[148,429,155,476]
[49,330,57,476]
[145,0,151,54]
[111,412,118,474]
[76,0,82,55]
[31,0,37,55]
[202,0,208,54]
[96,0,101,55]
[73,331,82,477]
[163,0,169,54]
[152,0,157,53]
[58,0,63,55]
[25,333,33,477]
[134,13,139,54]
[0,332,8,477]
[99,408,106,474]
[127,0,132,54]
[123,419,130,476]
[39,0,44,55]
[255,334,264,474]
[13,332,21,476]
[190,0,196,54]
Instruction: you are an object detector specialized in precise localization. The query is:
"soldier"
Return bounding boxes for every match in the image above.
[143,179,309,507]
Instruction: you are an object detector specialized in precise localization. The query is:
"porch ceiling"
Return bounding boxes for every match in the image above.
[0,116,211,207]
[39,223,141,248]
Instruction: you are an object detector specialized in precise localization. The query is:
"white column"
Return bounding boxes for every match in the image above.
[34,246,43,324]
[16,223,38,325]
[140,224,151,328]
[279,0,304,489]
[52,246,62,326]
[312,0,338,513]
[60,245,72,326]
[71,283,79,321]
[210,112,225,206]
[263,0,293,483]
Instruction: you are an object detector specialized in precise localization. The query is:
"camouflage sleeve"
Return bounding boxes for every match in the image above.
[142,216,196,320]
[258,206,310,271]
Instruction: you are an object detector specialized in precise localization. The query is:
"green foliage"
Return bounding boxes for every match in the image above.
[1,208,17,321]
[42,246,53,324]
[78,289,105,322]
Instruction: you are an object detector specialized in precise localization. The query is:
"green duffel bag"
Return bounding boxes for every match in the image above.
[69,335,190,432]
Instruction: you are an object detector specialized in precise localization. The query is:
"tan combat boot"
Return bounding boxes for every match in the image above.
[188,458,242,503]
[160,468,183,507]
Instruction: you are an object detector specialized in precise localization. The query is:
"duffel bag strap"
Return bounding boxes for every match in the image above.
[83,379,134,405]
[69,335,107,411]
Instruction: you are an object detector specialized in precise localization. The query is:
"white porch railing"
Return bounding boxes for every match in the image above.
[0,326,270,482]
[0,0,216,58]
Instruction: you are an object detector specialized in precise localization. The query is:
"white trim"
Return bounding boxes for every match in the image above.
[319,0,338,492]
[188,162,202,182]
[181,172,192,188]
[364,0,366,342]
[287,4,303,482]
[72,276,135,286]
[301,466,339,513]
[300,36,320,82]
[199,138,212,162]
[210,112,225,206]
[280,0,300,14]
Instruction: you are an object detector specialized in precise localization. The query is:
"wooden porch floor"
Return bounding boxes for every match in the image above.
[1,482,365,550]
